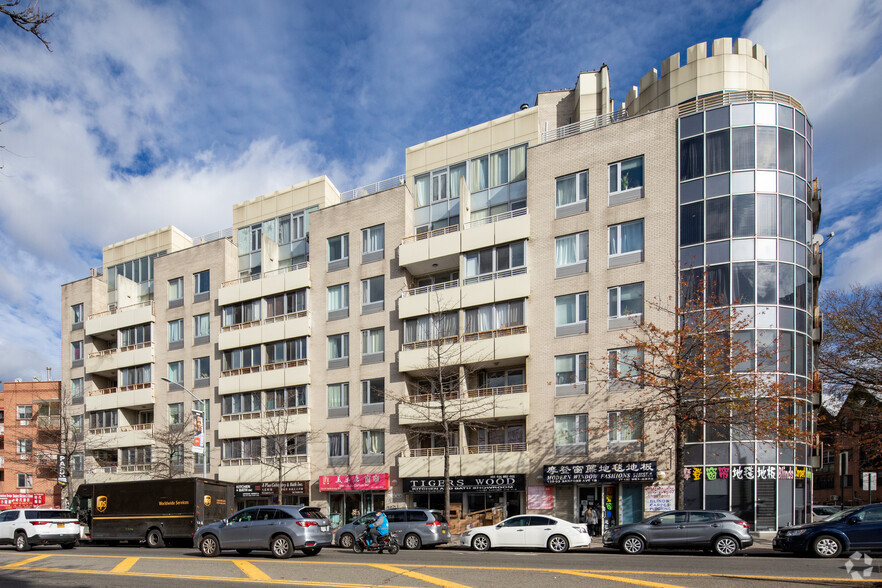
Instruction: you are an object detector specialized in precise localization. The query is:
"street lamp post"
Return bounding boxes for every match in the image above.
[161,377,208,478]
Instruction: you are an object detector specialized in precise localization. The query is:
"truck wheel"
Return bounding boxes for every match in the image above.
[15,533,31,552]
[146,528,165,548]
[200,535,220,557]
[271,534,293,559]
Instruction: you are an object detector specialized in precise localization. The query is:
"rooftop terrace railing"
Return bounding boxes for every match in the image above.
[539,108,630,144]
[340,175,406,202]
[678,90,806,118]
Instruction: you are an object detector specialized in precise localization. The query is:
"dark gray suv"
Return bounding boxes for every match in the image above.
[603,510,753,556]
[334,509,449,550]
[195,505,331,559]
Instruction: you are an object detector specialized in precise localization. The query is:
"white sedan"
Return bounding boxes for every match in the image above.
[460,515,590,553]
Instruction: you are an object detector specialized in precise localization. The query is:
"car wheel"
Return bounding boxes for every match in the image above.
[235,549,252,556]
[15,533,31,552]
[61,542,77,550]
[302,547,321,556]
[548,535,569,553]
[712,535,739,556]
[271,535,294,559]
[471,534,491,552]
[200,535,220,557]
[146,528,165,548]
[621,535,644,555]
[404,533,422,550]
[339,533,355,549]
[812,535,842,558]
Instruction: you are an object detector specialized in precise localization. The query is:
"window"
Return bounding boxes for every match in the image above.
[72,414,84,433]
[17,473,33,489]
[266,337,307,364]
[16,405,33,420]
[328,333,349,360]
[71,378,83,402]
[555,171,588,207]
[168,361,183,385]
[120,364,151,386]
[404,312,459,343]
[362,378,384,406]
[464,241,525,283]
[88,409,117,430]
[361,328,384,358]
[71,453,84,472]
[680,135,703,180]
[169,403,184,425]
[17,438,33,454]
[609,410,644,442]
[223,300,261,326]
[168,277,183,302]
[266,290,305,318]
[168,319,183,344]
[267,434,307,457]
[555,232,588,268]
[609,156,644,193]
[194,357,210,381]
[362,430,384,456]
[222,392,260,416]
[328,234,349,263]
[361,276,384,306]
[72,340,84,362]
[680,202,704,246]
[265,386,307,411]
[362,225,384,254]
[706,129,730,175]
[464,300,525,333]
[327,283,349,313]
[120,324,151,348]
[328,432,349,457]
[609,220,644,258]
[608,283,644,319]
[170,444,186,466]
[555,293,588,326]
[194,270,210,295]
[609,347,643,380]
[193,314,210,339]
[328,383,349,409]
[555,354,588,385]
[222,345,261,371]
[223,438,261,460]
[71,303,83,325]
[555,414,588,447]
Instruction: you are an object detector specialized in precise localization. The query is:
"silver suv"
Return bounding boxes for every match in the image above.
[195,505,331,559]
[0,509,80,551]
[602,510,753,556]
[334,509,449,550]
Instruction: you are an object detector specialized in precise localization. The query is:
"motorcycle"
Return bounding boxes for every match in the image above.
[352,525,400,554]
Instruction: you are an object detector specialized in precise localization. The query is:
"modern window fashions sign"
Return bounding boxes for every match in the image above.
[543,461,657,483]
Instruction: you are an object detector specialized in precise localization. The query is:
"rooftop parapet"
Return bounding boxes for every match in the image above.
[232,175,340,231]
[625,38,770,116]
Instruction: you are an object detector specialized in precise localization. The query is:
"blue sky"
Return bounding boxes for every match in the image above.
[0,0,880,385]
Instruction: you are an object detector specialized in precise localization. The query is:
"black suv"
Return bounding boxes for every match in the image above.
[774,504,882,557]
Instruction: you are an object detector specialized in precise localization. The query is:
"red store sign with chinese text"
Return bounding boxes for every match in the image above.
[319,474,389,491]
[0,493,46,510]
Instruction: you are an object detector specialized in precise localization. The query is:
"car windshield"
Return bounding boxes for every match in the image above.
[824,507,861,522]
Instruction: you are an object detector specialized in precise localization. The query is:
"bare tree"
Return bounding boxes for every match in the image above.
[149,411,195,479]
[1,1,54,50]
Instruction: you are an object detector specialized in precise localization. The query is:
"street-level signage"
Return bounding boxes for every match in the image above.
[684,465,810,481]
[234,481,309,497]
[0,493,46,509]
[319,473,389,492]
[543,461,657,484]
[402,474,525,494]
[57,455,68,487]
[863,472,877,492]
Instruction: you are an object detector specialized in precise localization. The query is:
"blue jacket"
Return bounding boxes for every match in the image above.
[370,513,389,535]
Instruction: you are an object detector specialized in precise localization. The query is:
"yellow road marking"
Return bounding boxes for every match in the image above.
[4,554,51,568]
[233,559,271,581]
[370,563,471,588]
[561,570,685,588]
[111,556,140,573]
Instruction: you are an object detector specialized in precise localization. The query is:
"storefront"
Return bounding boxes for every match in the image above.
[320,474,389,529]
[234,481,309,510]
[403,474,525,521]
[543,461,657,532]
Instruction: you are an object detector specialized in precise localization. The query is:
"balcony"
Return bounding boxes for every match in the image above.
[219,311,310,351]
[399,328,529,372]
[399,269,529,319]
[85,424,154,449]
[86,342,154,375]
[85,383,155,411]
[218,360,309,394]
[398,443,529,478]
[36,415,61,429]
[219,455,309,483]
[85,301,154,338]
[399,209,530,275]
[219,263,309,307]
[398,385,529,425]
[218,408,309,439]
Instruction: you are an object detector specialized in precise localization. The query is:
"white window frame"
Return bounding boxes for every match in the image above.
[609,156,644,193]
[555,170,589,207]
[608,219,644,257]
[361,276,384,305]
[362,430,385,456]
[328,234,349,262]
[17,473,33,489]
[555,232,589,268]
[168,402,184,425]
[608,282,645,319]
[361,327,384,356]
[608,410,644,443]
[361,378,384,406]
[555,353,588,385]
[72,303,84,324]
[16,404,33,420]
[72,340,84,362]
[194,313,210,338]
[328,333,349,360]
[194,357,210,381]
[168,319,184,343]
[328,432,349,457]
[554,414,588,447]
[168,361,184,386]
[362,224,385,254]
[555,292,588,327]
[327,283,349,312]
[328,383,349,409]
[194,270,210,295]
[17,438,33,454]
[168,277,183,301]
[609,347,643,381]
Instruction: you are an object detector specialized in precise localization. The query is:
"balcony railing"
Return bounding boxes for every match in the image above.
[221,457,262,466]
[407,385,526,404]
[221,360,308,378]
[263,310,308,325]
[89,427,118,435]
[401,280,460,298]
[222,262,309,288]
[462,266,526,286]
[118,424,154,433]
[120,382,152,392]
[467,442,527,454]
[119,341,152,353]
[36,415,61,429]
[539,108,629,144]
[402,447,459,458]
[402,442,526,457]
[119,464,152,472]
[462,325,527,342]
[90,387,118,396]
[678,90,807,119]
[88,300,153,320]
[461,207,527,231]
[340,175,405,202]
[88,348,118,359]
[220,407,309,422]
[401,335,460,351]
[401,224,459,245]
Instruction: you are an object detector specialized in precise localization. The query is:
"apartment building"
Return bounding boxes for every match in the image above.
[61,37,822,532]
[0,380,64,509]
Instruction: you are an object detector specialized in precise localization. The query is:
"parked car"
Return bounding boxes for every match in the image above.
[460,515,590,553]
[602,510,753,556]
[194,505,331,559]
[811,504,843,522]
[334,509,449,550]
[774,503,882,557]
[0,509,80,551]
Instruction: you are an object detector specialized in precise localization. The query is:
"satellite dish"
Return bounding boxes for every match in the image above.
[811,234,824,247]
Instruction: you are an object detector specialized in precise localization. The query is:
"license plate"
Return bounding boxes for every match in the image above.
[321,526,329,532]
[57,524,65,528]
[442,530,446,534]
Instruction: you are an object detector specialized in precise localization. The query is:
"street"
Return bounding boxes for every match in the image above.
[0,541,879,588]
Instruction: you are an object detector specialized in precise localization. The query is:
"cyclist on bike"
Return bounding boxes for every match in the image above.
[367,511,389,545]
